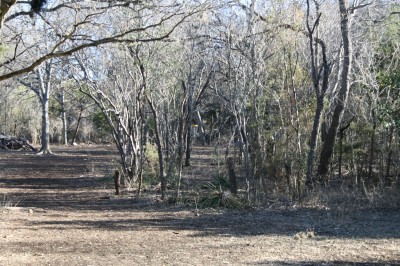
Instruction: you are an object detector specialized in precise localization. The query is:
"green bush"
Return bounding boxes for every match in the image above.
[198,182,247,209]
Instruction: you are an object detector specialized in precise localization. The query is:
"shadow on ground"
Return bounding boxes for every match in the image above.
[1,146,400,241]
[254,261,400,266]
[16,201,399,240]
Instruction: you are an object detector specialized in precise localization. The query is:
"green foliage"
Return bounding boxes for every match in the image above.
[0,87,40,139]
[377,71,400,91]
[202,174,231,190]
[377,102,400,128]
[49,97,62,118]
[146,117,156,132]
[198,185,247,209]
[0,45,8,59]
[91,110,112,142]
[374,13,400,129]
[376,68,400,128]
[197,180,248,209]
[98,175,114,184]
[140,144,160,187]
[92,110,109,131]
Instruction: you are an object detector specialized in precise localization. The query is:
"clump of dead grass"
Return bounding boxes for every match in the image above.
[367,185,400,209]
[301,181,400,222]
[0,194,18,209]
[294,229,316,240]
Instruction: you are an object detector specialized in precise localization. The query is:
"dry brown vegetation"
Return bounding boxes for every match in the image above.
[0,145,399,265]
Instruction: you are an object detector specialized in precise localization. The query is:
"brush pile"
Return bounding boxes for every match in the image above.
[0,133,37,151]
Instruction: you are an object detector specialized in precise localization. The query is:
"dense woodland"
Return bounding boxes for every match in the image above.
[0,0,399,204]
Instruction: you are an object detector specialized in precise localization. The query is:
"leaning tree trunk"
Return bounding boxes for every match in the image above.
[70,110,83,145]
[306,95,325,188]
[317,0,352,178]
[304,0,330,190]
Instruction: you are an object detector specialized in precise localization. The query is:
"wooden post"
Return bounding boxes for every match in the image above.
[226,157,237,194]
[114,170,120,195]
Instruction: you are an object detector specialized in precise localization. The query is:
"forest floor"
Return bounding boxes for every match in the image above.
[0,144,399,265]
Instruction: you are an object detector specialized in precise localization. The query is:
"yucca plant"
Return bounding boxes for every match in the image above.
[199,182,247,209]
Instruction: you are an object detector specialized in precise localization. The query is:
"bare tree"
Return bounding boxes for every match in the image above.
[19,60,55,154]
[75,46,144,182]
[317,0,353,178]
[0,1,209,81]
[302,0,331,189]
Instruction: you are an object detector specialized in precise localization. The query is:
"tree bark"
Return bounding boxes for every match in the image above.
[304,0,330,190]
[174,80,189,201]
[306,95,325,188]
[0,0,17,29]
[70,110,83,145]
[339,117,353,180]
[114,170,120,195]
[194,110,206,145]
[60,90,68,145]
[317,0,352,178]
[147,96,166,200]
[36,64,53,155]
[385,126,394,187]
[226,157,237,194]
[39,92,51,153]
[367,112,376,181]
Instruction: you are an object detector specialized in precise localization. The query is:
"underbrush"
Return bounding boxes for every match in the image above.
[169,174,249,210]
[302,182,400,212]
[197,182,248,209]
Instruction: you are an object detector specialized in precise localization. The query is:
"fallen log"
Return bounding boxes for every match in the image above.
[0,133,37,152]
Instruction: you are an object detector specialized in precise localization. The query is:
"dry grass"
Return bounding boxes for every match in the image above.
[0,195,18,209]
[0,145,399,265]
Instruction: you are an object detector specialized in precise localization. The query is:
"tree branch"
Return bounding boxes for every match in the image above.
[0,4,206,81]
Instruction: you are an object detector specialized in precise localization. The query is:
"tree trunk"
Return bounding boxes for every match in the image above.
[385,126,394,187]
[41,97,49,148]
[0,0,17,29]
[194,110,206,145]
[317,0,352,178]
[226,157,237,194]
[175,111,187,201]
[147,97,166,199]
[185,90,193,166]
[306,95,324,188]
[70,110,83,145]
[304,0,330,191]
[368,113,376,181]
[175,80,189,202]
[185,126,192,166]
[339,118,353,180]
[60,90,68,145]
[36,65,53,155]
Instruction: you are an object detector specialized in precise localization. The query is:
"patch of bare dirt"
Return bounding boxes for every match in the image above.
[0,145,399,265]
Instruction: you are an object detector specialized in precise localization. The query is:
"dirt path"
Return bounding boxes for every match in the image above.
[0,145,399,265]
